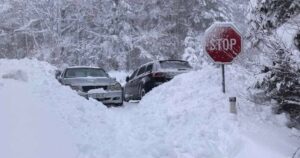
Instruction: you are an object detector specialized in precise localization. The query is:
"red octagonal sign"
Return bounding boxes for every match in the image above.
[204,23,243,64]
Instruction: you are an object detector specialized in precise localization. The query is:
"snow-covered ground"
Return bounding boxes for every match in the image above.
[0,59,299,158]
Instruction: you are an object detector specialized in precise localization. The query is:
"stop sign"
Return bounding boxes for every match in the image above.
[204,23,243,64]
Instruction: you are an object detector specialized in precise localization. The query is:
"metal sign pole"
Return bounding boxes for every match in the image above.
[222,64,225,93]
[204,23,242,94]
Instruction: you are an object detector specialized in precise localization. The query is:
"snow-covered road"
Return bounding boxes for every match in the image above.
[0,59,299,158]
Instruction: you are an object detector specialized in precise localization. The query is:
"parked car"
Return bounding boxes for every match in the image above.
[124,60,192,101]
[56,66,123,106]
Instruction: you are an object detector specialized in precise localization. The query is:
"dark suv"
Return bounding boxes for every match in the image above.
[124,60,192,101]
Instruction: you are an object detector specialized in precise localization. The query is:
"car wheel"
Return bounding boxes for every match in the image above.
[124,97,129,102]
[123,87,130,102]
[124,93,130,102]
[139,85,146,100]
[116,102,123,106]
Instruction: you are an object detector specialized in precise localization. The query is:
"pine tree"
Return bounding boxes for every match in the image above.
[249,0,300,123]
[295,32,300,51]
[258,49,300,119]
[248,0,299,47]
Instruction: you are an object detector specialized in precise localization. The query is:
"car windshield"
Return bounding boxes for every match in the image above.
[64,68,108,78]
[159,61,192,70]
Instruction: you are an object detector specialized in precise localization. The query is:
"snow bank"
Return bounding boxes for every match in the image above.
[0,59,112,158]
[0,59,77,158]
[0,59,299,158]
[92,64,300,158]
[134,65,300,158]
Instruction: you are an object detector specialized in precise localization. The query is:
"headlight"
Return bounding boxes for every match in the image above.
[107,83,122,91]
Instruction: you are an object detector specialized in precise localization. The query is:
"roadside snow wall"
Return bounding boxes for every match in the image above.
[0,59,299,158]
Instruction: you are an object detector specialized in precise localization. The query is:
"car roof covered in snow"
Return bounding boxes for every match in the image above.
[158,59,188,63]
[137,59,190,69]
[143,59,188,66]
[66,66,103,69]
[63,66,107,72]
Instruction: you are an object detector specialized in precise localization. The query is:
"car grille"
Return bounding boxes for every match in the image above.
[82,86,107,92]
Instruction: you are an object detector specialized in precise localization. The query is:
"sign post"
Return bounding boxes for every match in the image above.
[222,64,225,93]
[204,22,243,93]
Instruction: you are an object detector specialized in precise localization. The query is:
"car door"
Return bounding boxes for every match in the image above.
[125,69,138,98]
[144,63,154,92]
[132,65,147,98]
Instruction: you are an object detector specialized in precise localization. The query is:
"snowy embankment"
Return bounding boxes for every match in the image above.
[0,59,299,158]
[137,65,300,158]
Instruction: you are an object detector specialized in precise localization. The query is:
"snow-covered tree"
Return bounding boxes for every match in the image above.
[249,0,300,122]
[248,0,299,48]
[0,0,249,70]
[257,49,300,119]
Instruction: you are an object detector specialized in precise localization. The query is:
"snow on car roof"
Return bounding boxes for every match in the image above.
[135,60,189,70]
[66,66,104,69]
[142,60,188,66]
[158,59,188,62]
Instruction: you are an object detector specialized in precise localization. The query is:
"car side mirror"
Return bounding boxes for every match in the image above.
[126,76,129,82]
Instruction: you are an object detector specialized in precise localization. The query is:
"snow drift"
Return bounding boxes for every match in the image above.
[0,59,299,158]
[0,59,78,158]
[137,65,300,158]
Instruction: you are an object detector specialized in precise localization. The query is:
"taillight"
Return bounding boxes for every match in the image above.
[152,72,164,78]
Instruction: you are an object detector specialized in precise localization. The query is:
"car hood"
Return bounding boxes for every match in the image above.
[62,77,117,86]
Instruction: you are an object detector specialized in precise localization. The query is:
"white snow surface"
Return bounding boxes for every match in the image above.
[0,59,299,158]
[276,15,300,51]
[88,88,107,93]
[108,70,129,86]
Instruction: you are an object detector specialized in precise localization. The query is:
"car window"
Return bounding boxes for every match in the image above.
[137,66,146,76]
[159,61,192,70]
[146,64,153,72]
[129,69,138,80]
[64,68,108,78]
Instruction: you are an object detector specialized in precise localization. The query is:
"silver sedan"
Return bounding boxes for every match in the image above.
[56,66,123,106]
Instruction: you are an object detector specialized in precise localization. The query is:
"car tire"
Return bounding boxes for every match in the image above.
[138,85,146,100]
[123,87,130,102]
[124,97,129,102]
[123,93,130,102]
[116,103,123,106]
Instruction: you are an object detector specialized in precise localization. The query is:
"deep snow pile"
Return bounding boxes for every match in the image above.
[0,60,78,158]
[0,59,299,158]
[134,64,300,158]
[0,59,110,158]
